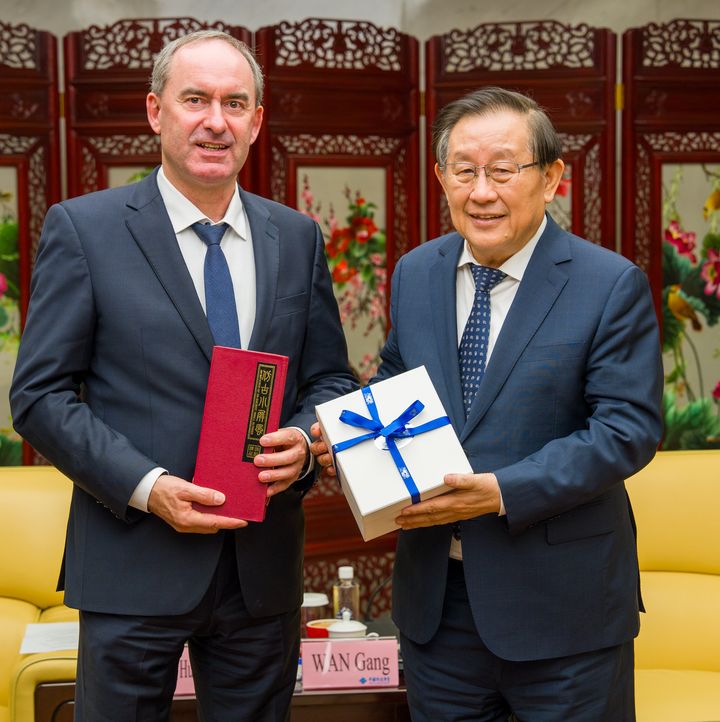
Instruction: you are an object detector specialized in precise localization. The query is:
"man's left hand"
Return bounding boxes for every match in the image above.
[254,427,309,497]
[395,472,501,529]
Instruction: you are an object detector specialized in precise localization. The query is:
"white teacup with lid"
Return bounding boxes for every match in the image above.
[328,610,367,639]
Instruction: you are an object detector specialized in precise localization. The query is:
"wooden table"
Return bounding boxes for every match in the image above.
[35,681,411,722]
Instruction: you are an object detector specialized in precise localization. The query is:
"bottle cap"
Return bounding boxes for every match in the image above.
[338,565,354,580]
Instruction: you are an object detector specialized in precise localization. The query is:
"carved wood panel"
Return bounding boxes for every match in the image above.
[1,22,60,466]
[254,17,420,276]
[254,18,420,593]
[622,19,720,301]
[425,21,617,248]
[621,20,720,451]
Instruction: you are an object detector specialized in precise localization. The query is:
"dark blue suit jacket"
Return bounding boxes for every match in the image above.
[10,170,355,618]
[377,215,663,661]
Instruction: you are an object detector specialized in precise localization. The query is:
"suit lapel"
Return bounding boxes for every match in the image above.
[241,190,279,352]
[125,171,215,362]
[429,234,465,430]
[460,217,572,441]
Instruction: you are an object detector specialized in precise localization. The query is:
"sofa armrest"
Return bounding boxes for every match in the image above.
[9,651,77,722]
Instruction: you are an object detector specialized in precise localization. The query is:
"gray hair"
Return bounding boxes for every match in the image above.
[432,87,562,168]
[150,29,264,107]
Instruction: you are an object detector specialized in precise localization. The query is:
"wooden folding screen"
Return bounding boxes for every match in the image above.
[622,19,720,451]
[254,18,421,617]
[425,21,617,249]
[622,19,720,306]
[1,22,60,465]
[64,18,252,198]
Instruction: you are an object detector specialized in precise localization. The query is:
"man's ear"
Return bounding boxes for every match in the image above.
[434,163,449,200]
[543,159,565,204]
[249,105,264,146]
[146,93,161,135]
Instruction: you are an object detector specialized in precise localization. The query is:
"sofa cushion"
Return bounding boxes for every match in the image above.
[38,605,79,624]
[628,450,720,575]
[635,668,720,722]
[635,571,720,671]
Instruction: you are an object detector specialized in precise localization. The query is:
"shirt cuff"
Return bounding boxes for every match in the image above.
[129,467,168,512]
[290,426,314,478]
[498,487,506,516]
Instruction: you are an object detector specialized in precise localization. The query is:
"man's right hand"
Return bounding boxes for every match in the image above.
[147,474,247,534]
[309,421,336,476]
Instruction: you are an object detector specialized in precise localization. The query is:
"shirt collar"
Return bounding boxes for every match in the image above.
[457,214,547,282]
[156,166,249,240]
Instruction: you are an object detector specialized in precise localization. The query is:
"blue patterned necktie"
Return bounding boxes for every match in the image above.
[192,221,241,348]
[459,264,507,417]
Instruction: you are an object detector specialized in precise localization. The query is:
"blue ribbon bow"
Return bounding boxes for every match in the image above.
[331,385,450,505]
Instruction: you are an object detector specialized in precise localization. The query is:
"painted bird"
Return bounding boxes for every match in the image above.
[668,284,702,331]
[704,189,720,221]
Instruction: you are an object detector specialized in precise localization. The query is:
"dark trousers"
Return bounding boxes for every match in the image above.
[400,559,635,722]
[75,534,300,722]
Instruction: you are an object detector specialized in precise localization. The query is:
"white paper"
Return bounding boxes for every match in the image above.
[19,622,79,654]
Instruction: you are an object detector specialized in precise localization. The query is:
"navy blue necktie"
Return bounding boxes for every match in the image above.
[459,264,506,417]
[192,221,241,348]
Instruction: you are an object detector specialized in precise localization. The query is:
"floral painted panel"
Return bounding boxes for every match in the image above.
[661,163,720,449]
[0,167,22,464]
[298,166,387,384]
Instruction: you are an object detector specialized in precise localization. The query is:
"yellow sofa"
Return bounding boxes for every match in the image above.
[627,449,720,722]
[0,467,77,722]
[1,452,718,721]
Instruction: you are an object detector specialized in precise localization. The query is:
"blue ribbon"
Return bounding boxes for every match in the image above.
[331,386,450,505]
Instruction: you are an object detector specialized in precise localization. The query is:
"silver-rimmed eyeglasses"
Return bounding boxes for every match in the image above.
[440,161,539,187]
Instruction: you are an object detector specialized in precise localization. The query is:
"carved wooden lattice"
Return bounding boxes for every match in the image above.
[273,18,404,71]
[425,21,617,248]
[622,19,720,309]
[64,18,252,198]
[440,21,598,73]
[640,19,720,69]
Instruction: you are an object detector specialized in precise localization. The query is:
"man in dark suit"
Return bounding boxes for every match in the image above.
[314,87,663,721]
[10,30,354,722]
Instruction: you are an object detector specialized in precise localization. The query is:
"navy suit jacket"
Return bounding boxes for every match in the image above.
[377,215,663,661]
[10,170,355,618]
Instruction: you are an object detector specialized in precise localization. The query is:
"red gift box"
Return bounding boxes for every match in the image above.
[192,347,288,522]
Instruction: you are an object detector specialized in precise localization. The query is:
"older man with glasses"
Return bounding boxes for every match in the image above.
[313,86,663,721]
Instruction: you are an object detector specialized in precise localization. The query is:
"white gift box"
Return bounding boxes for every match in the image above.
[315,366,472,541]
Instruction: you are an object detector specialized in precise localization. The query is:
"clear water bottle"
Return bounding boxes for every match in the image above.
[332,565,360,620]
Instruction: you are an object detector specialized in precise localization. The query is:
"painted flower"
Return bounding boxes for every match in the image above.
[713,380,720,401]
[700,248,720,299]
[332,259,357,284]
[664,220,697,263]
[351,215,378,243]
[326,227,351,257]
[299,175,321,224]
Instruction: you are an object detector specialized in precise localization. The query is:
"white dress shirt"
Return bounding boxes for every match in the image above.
[449,215,546,560]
